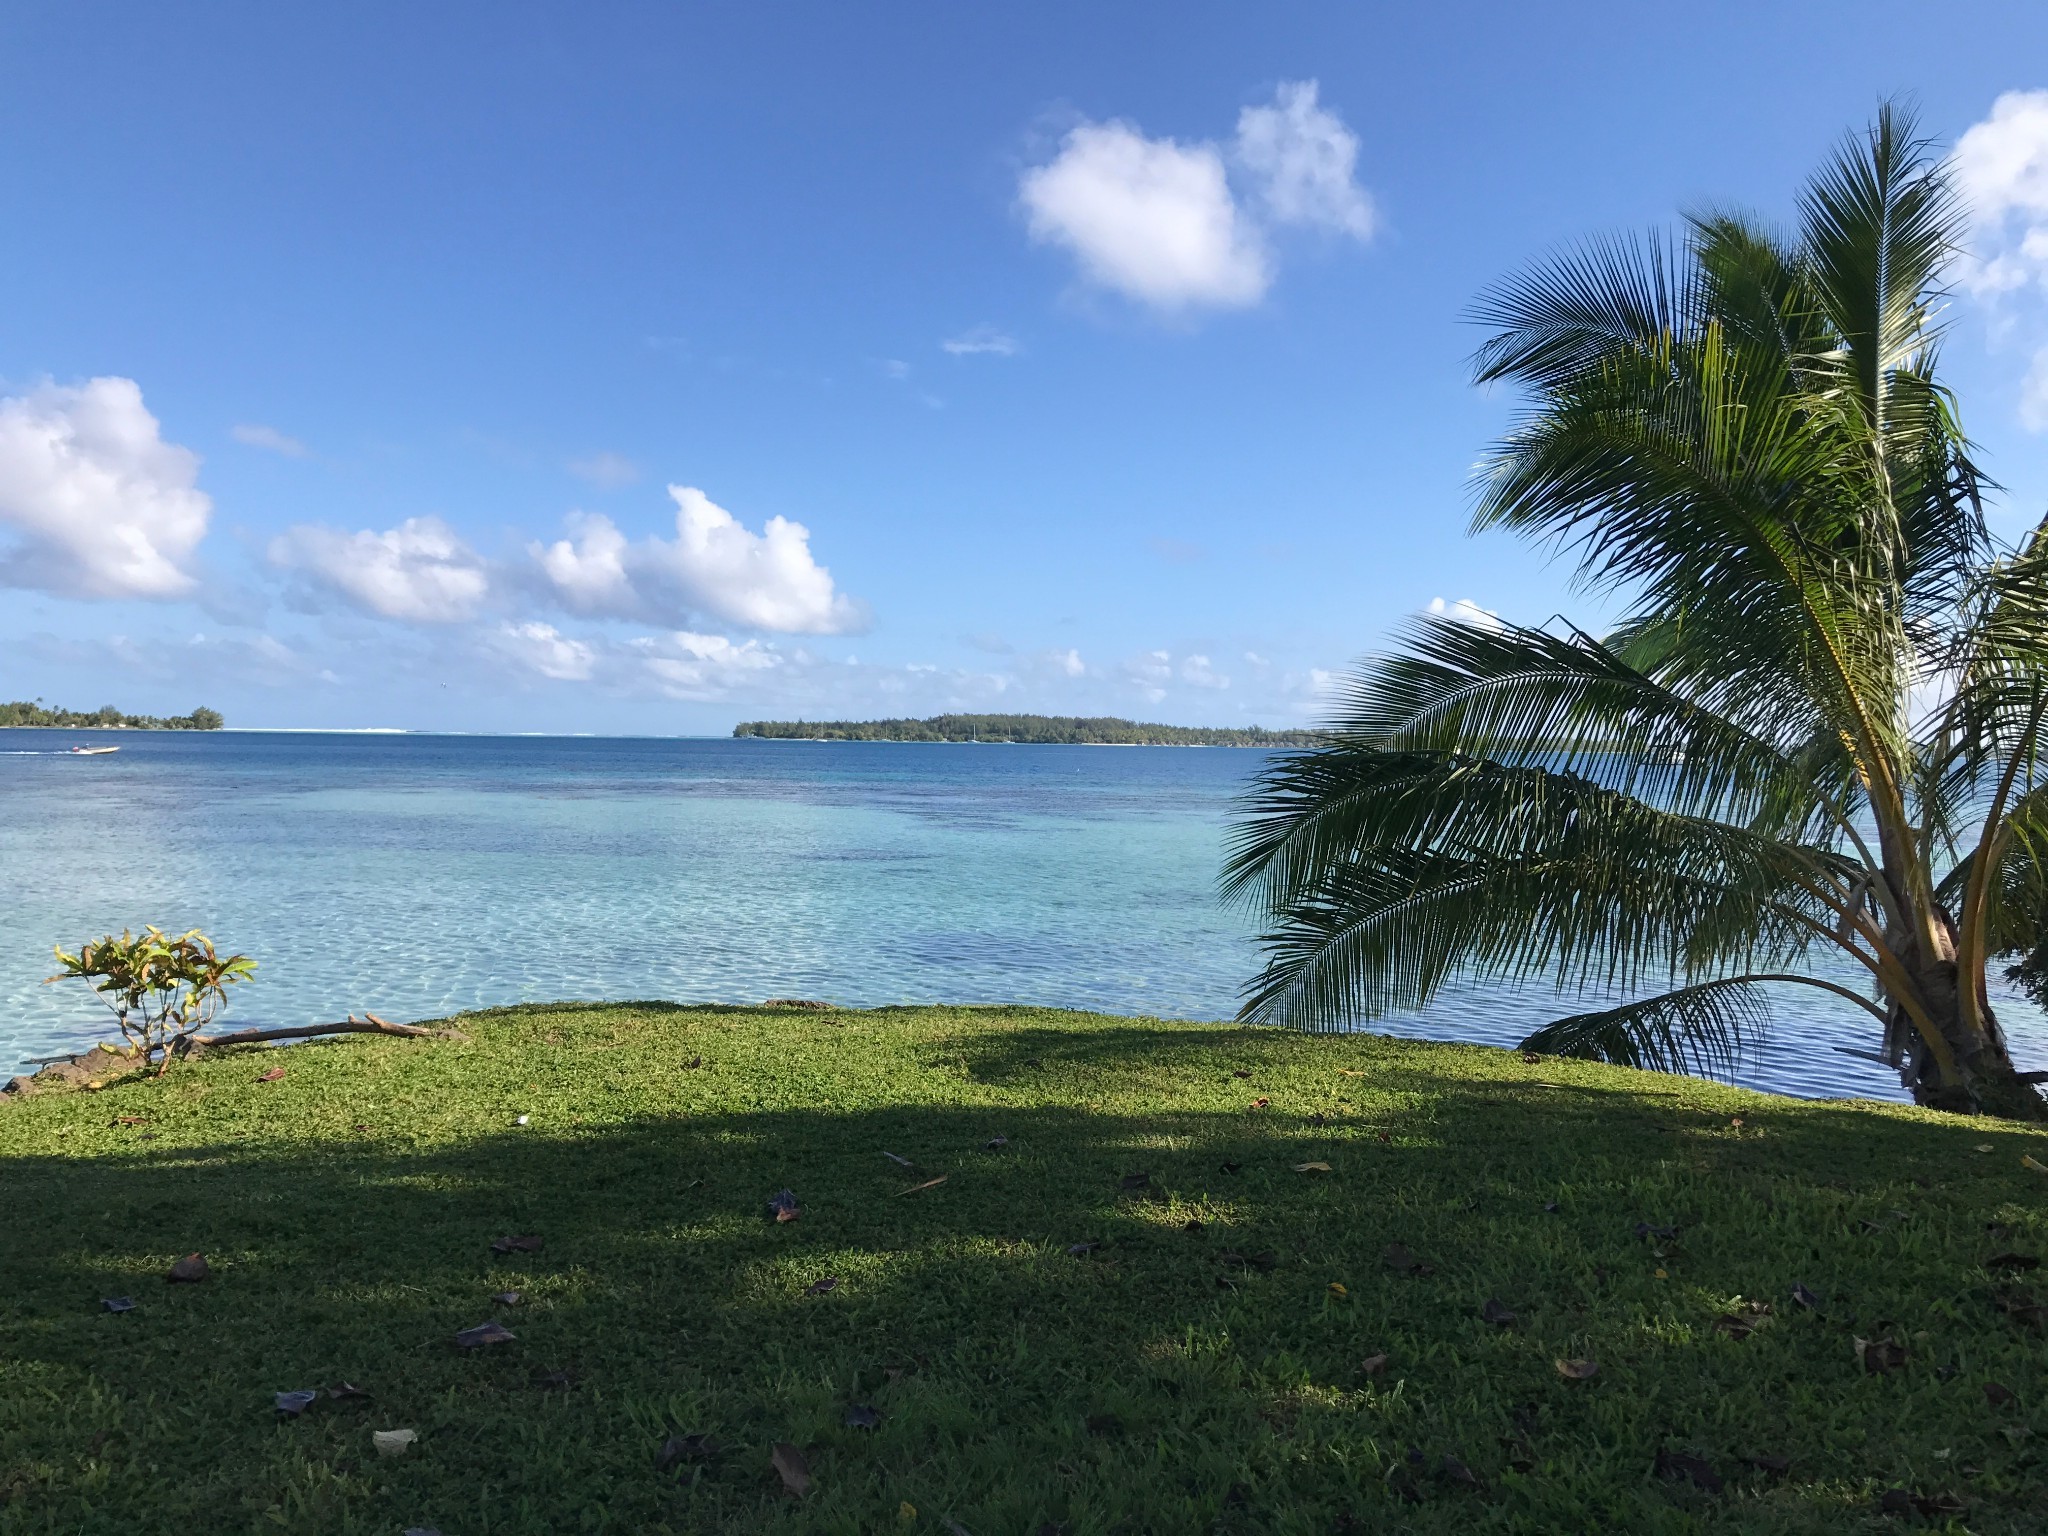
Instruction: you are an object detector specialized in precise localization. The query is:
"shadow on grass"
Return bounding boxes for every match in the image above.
[5,1066,2048,1534]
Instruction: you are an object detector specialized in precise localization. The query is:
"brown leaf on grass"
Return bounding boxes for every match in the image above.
[768,1190,799,1222]
[1790,1282,1823,1310]
[1480,1298,1517,1327]
[101,1296,134,1313]
[1183,1219,1205,1235]
[454,1321,516,1349]
[770,1441,811,1496]
[1712,1314,1756,1341]
[1990,1285,2047,1326]
[165,1253,209,1283]
[1986,1251,2041,1271]
[256,1066,286,1083]
[1986,1381,2019,1408]
[1375,1130,1392,1144]
[1294,1162,1332,1174]
[882,1151,915,1167]
[1248,1097,1270,1110]
[1066,1240,1100,1257]
[492,1291,522,1306]
[1231,1069,1253,1079]
[1359,1353,1390,1377]
[1521,1052,1543,1065]
[844,1404,882,1429]
[1219,1249,1277,1272]
[896,1176,947,1196]
[1336,1067,1367,1077]
[1555,1358,1599,1380]
[328,1382,373,1403]
[657,1432,717,1469]
[274,1390,318,1416]
[1855,1336,1907,1373]
[984,1136,1008,1151]
[491,1235,543,1254]
[2023,1154,2048,1174]
[804,1276,840,1296]
[683,1056,702,1070]
[113,1116,148,1126]
[1217,1161,1241,1174]
[1655,1450,1724,1494]
[1119,1172,1153,1192]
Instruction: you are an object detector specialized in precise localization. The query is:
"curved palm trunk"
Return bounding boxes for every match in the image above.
[1883,890,2041,1115]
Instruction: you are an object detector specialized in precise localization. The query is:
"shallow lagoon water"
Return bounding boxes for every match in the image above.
[3,728,2040,1102]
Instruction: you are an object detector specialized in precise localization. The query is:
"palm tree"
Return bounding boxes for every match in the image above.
[1225,106,2048,1119]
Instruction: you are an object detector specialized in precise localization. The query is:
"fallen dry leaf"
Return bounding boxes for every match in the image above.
[1294,1161,1332,1174]
[328,1382,372,1403]
[1986,1381,2018,1408]
[844,1404,882,1429]
[101,1296,134,1313]
[1383,1242,1432,1276]
[1231,1069,1252,1079]
[165,1253,209,1284]
[1183,1218,1205,1235]
[768,1190,799,1223]
[274,1390,318,1416]
[1480,1298,1517,1327]
[1439,1454,1483,1490]
[1248,1097,1270,1110]
[1118,1171,1153,1192]
[113,1115,148,1126]
[1521,1052,1543,1064]
[683,1055,702,1070]
[1375,1130,1392,1143]
[490,1235,543,1254]
[897,1176,948,1196]
[455,1321,517,1349]
[1855,1335,1908,1374]
[770,1441,811,1496]
[804,1276,840,1296]
[1986,1251,2041,1272]
[1336,1067,1367,1077]
[1218,1161,1242,1174]
[256,1066,285,1083]
[984,1136,1008,1151]
[1360,1353,1390,1377]
[882,1151,915,1168]
[1555,1358,1599,1380]
[1066,1240,1100,1257]
[1790,1282,1823,1310]
[1976,1143,1995,1153]
[492,1291,522,1306]
[1742,1453,1790,1475]
[1712,1314,1756,1341]
[2023,1154,2048,1174]
[1327,1282,1349,1299]
[372,1428,417,1457]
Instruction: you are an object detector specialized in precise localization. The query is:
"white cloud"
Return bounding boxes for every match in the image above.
[567,451,639,489]
[1020,120,1270,310]
[230,422,309,458]
[1427,595,1504,631]
[490,621,596,681]
[880,358,912,380]
[941,325,1019,357]
[1234,80,1375,239]
[270,515,490,623]
[533,485,866,635]
[631,630,783,699]
[1180,653,1230,688]
[1016,81,1373,313]
[1954,91,2048,429]
[0,377,211,599]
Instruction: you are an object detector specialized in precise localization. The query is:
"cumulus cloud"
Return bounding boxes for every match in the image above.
[1180,653,1230,688]
[566,451,639,489]
[489,621,597,681]
[630,630,783,699]
[0,377,211,599]
[533,485,866,635]
[1427,595,1503,630]
[230,422,309,458]
[1234,80,1376,238]
[941,324,1019,357]
[1954,91,2048,427]
[1016,80,1373,313]
[270,515,490,623]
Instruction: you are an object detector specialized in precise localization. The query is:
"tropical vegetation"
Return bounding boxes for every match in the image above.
[1227,107,2048,1118]
[5,1002,2046,1532]
[0,700,223,730]
[48,928,256,1075]
[736,714,1324,746]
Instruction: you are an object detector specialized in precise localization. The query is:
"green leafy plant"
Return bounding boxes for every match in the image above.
[1226,105,2048,1118]
[48,928,256,1075]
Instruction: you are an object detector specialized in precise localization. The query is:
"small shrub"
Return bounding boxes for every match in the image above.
[47,928,255,1075]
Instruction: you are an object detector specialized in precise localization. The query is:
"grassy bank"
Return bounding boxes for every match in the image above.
[3,1003,2046,1533]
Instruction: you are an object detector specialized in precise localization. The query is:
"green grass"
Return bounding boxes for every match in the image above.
[3,1003,2047,1534]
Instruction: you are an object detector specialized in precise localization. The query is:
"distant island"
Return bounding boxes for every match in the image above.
[0,701,224,730]
[733,713,1326,747]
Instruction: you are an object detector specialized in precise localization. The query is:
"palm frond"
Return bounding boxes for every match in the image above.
[1519,977,1774,1075]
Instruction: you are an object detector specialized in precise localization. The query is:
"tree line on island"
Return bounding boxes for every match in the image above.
[734,714,1326,746]
[0,701,224,730]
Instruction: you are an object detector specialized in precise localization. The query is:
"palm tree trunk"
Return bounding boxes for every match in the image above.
[1885,903,2043,1117]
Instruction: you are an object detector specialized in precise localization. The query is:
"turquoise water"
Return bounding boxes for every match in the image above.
[3,729,2039,1100]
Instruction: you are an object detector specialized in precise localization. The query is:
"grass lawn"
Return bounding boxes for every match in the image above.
[3,1002,2047,1534]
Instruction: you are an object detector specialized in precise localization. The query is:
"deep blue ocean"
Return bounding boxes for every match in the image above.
[5,728,2039,1102]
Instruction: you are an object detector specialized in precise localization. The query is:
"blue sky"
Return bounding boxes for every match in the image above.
[7,1,2048,732]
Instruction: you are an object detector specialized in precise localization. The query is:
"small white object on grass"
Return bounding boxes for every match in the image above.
[515,1114,530,1126]
[373,1428,418,1457]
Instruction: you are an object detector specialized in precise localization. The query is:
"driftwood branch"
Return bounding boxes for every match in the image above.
[190,1012,434,1049]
